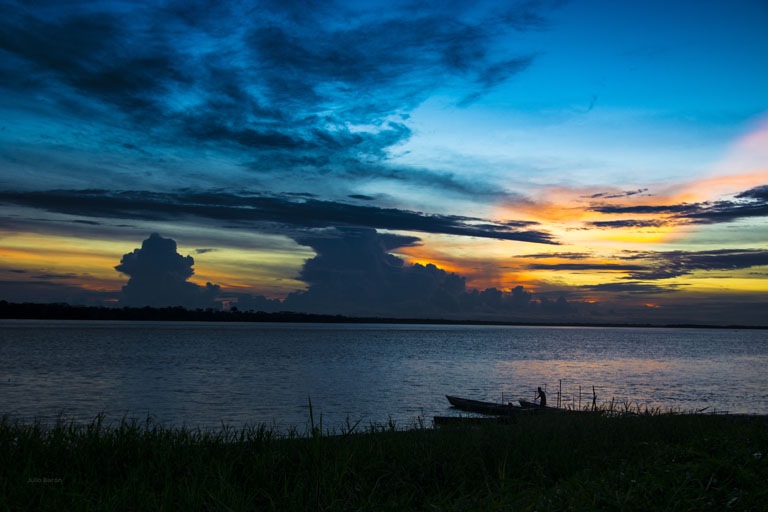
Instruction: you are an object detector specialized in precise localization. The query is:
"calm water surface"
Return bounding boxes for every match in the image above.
[1,320,767,430]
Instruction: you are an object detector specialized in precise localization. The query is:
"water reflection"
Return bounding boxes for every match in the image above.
[1,320,766,430]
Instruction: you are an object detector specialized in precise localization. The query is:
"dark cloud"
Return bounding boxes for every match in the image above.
[585,219,668,229]
[735,185,768,201]
[524,247,768,280]
[0,189,559,244]
[580,282,682,295]
[114,233,220,308]
[0,279,113,305]
[591,203,699,215]
[586,188,648,199]
[31,273,79,280]
[620,249,768,280]
[526,263,647,271]
[503,219,540,227]
[588,184,768,225]
[336,163,526,200]
[521,252,591,259]
[279,228,571,319]
[348,194,376,201]
[194,248,216,254]
[0,0,549,194]
[225,293,283,313]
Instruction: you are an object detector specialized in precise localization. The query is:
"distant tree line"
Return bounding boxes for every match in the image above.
[0,301,764,329]
[0,301,349,323]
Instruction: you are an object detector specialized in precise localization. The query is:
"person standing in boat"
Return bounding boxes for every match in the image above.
[536,387,547,407]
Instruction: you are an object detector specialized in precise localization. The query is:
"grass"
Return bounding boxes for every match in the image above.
[2,409,766,511]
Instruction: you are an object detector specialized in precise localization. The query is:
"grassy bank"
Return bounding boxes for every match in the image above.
[2,412,766,511]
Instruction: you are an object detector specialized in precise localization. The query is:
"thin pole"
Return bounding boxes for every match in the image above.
[579,385,582,410]
[558,379,562,408]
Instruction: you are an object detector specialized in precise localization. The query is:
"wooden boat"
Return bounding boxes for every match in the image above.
[519,399,543,408]
[519,399,579,413]
[445,395,521,416]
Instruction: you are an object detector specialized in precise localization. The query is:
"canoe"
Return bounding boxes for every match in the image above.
[519,399,560,410]
[519,399,543,408]
[519,399,578,413]
[445,395,521,416]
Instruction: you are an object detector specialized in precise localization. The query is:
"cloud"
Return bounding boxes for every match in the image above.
[225,293,283,313]
[0,0,549,195]
[580,282,682,295]
[585,219,668,229]
[521,252,592,259]
[114,233,220,308]
[0,279,113,305]
[586,188,648,199]
[526,263,647,272]
[620,249,768,280]
[588,184,768,225]
[280,228,571,318]
[0,189,559,244]
[590,203,699,215]
[735,184,768,201]
[31,272,80,280]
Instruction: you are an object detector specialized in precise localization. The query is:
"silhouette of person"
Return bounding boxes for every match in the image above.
[536,387,547,407]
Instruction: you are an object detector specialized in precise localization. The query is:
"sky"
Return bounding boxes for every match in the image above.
[0,0,767,325]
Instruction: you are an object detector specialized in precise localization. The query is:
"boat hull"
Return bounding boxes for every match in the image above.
[445,395,521,416]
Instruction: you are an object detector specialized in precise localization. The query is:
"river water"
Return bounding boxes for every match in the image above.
[1,320,766,430]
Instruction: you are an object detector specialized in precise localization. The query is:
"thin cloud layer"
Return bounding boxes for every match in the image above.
[0,190,558,244]
[620,249,768,280]
[588,184,768,226]
[526,263,647,272]
[580,282,683,295]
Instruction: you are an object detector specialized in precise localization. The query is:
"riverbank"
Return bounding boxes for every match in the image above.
[3,411,766,510]
[4,301,767,328]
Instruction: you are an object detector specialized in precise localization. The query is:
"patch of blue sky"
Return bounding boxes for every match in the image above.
[389,0,767,189]
[392,98,733,189]
[508,0,768,115]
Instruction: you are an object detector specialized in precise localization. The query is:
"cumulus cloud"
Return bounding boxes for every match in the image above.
[280,228,571,319]
[115,233,220,308]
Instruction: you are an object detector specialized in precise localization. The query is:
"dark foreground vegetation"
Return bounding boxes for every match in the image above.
[3,412,766,511]
[2,301,766,329]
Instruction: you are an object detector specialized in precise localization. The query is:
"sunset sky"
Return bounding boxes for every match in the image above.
[1,0,767,324]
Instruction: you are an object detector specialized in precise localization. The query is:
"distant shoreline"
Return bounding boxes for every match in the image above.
[1,300,766,330]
